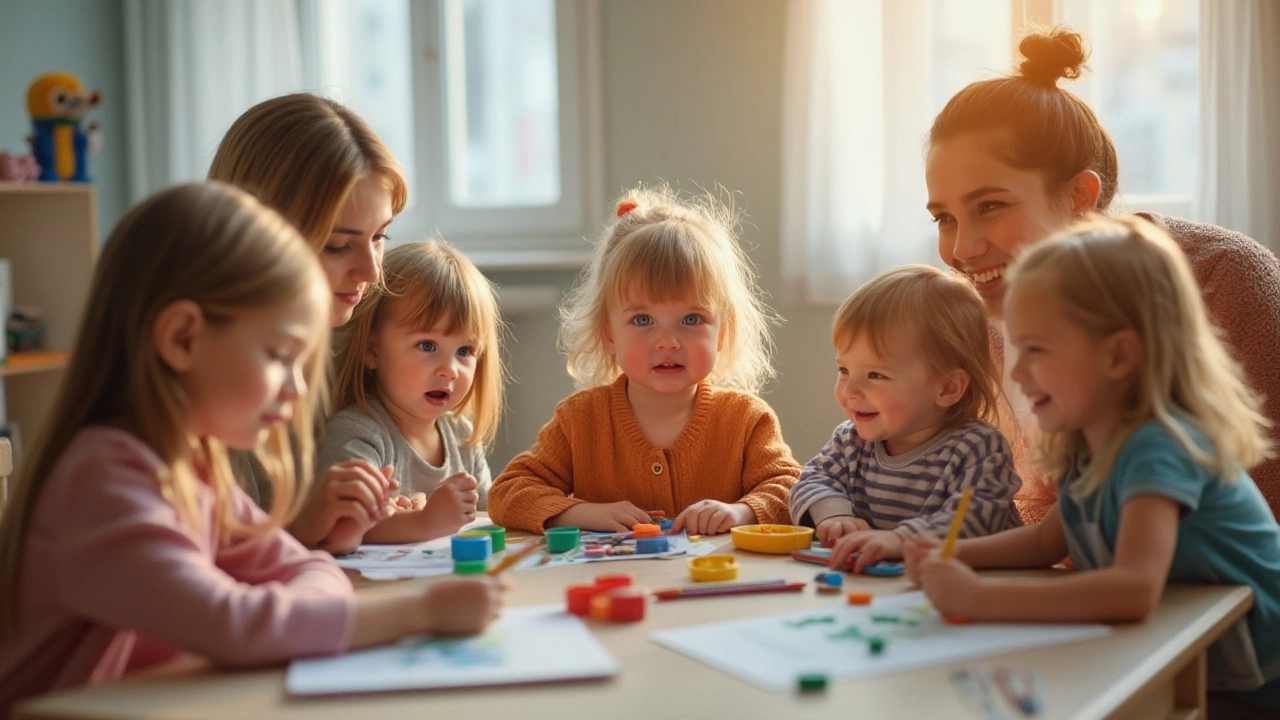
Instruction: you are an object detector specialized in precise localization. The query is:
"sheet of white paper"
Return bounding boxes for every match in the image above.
[651,591,1111,692]
[286,605,619,695]
[514,530,719,571]
[331,536,456,578]
[331,522,540,579]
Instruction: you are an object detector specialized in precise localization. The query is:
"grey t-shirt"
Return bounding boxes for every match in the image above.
[318,396,491,508]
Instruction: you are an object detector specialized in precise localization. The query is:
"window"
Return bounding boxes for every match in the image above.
[781,0,1200,304]
[1031,0,1200,216]
[303,0,602,265]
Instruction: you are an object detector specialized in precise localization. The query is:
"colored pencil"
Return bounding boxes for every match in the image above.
[653,582,806,601]
[486,540,542,576]
[940,488,973,559]
[683,578,789,590]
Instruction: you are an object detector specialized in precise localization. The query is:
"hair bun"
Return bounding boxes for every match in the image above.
[1017,27,1088,88]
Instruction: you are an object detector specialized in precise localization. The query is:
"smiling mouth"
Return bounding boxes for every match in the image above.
[852,411,879,422]
[965,266,1006,285]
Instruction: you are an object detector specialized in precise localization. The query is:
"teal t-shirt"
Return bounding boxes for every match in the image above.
[1058,421,1280,706]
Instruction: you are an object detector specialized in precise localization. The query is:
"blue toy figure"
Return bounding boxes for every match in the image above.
[26,71,100,182]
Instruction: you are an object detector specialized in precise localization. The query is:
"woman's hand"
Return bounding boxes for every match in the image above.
[291,461,398,550]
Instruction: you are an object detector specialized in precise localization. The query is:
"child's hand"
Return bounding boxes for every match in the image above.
[671,501,756,535]
[815,516,871,547]
[828,529,905,573]
[392,492,428,512]
[421,472,480,536]
[422,576,509,637]
[903,534,940,586]
[919,552,983,617]
[549,502,651,532]
[294,461,398,548]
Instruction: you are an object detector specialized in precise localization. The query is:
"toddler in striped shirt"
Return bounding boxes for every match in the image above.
[790,265,1022,572]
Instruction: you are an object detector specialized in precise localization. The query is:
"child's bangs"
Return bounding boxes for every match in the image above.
[604,224,722,311]
[389,265,494,351]
[833,293,920,359]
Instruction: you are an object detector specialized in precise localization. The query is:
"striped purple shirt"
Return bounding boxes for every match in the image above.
[789,419,1022,539]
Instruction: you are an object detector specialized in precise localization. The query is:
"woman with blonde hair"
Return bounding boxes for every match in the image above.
[209,92,411,552]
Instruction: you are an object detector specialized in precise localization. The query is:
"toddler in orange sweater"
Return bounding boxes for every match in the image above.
[488,185,800,534]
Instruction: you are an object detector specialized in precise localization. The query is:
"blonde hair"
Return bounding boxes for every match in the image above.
[208,93,408,253]
[333,241,505,447]
[560,184,778,392]
[0,182,331,637]
[834,265,1000,427]
[1007,216,1273,493]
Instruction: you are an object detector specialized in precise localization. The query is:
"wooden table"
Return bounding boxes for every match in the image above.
[16,536,1252,720]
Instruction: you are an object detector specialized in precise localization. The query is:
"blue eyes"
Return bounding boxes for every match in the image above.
[836,369,888,380]
[416,340,476,358]
[629,313,705,326]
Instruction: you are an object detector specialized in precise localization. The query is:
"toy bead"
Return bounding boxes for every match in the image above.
[797,673,828,691]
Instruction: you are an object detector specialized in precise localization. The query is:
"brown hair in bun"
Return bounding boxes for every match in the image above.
[1018,27,1089,87]
[929,26,1119,210]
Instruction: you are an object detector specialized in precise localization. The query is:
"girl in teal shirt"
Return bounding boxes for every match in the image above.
[909,216,1280,716]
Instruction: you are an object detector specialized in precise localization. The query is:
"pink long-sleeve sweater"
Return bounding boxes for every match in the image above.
[0,427,355,715]
[998,213,1280,525]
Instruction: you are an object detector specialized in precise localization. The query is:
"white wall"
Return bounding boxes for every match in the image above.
[489,0,847,472]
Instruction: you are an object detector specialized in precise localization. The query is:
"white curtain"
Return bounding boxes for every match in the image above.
[1196,0,1280,253]
[123,0,304,201]
[779,0,1011,305]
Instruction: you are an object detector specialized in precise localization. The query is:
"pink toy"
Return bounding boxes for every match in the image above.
[0,152,40,181]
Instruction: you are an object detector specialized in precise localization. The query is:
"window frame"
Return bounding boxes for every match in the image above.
[1015,0,1197,219]
[404,0,604,268]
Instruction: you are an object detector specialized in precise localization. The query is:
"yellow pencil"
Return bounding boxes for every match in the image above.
[486,539,542,576]
[940,489,973,559]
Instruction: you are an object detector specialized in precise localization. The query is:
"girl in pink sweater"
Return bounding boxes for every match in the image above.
[0,183,504,715]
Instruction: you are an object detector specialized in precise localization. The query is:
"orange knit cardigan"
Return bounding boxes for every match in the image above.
[999,212,1280,525]
[488,376,801,533]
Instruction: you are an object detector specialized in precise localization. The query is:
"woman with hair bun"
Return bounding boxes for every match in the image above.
[923,27,1280,527]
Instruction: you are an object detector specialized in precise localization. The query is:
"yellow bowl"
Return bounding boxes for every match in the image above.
[688,554,740,582]
[730,524,814,554]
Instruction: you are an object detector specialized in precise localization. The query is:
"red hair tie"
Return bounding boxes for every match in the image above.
[616,201,638,217]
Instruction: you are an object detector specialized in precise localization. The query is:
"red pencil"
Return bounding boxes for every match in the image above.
[653,582,806,601]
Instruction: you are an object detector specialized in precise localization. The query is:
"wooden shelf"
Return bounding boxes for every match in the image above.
[0,181,95,196]
[1,351,70,377]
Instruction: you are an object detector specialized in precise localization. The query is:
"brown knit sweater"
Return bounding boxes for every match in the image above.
[488,376,801,533]
[997,212,1280,525]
